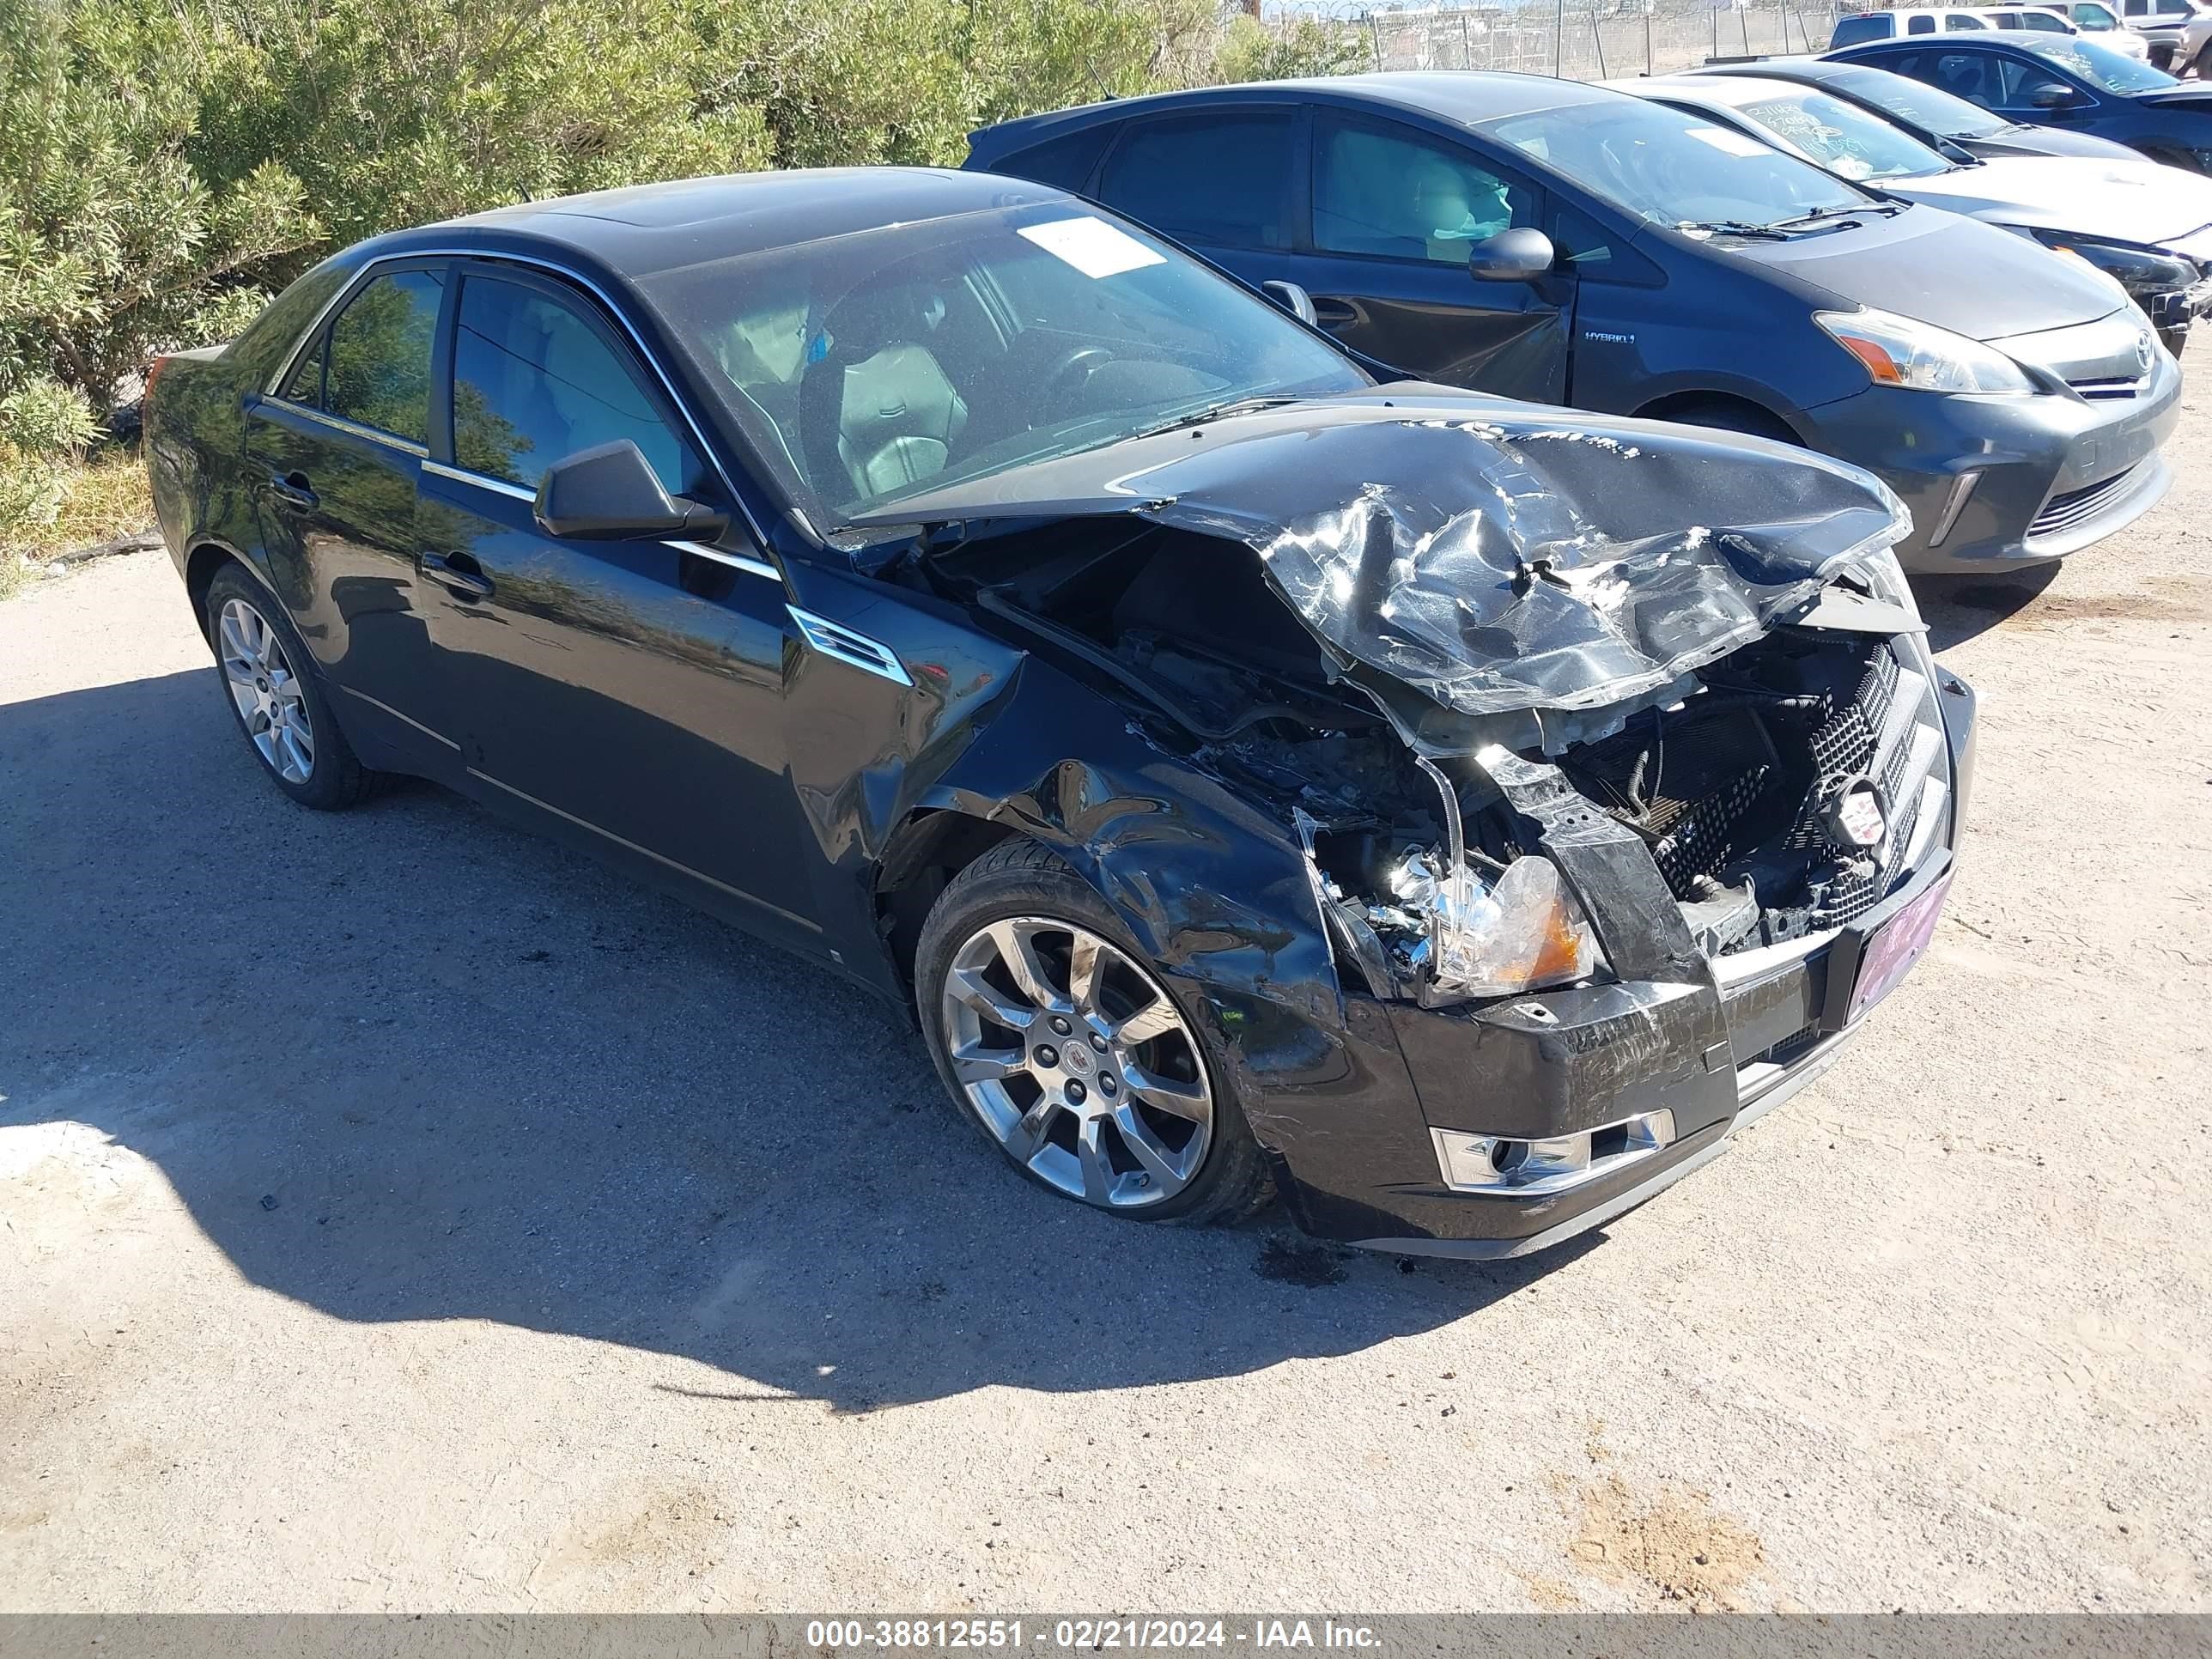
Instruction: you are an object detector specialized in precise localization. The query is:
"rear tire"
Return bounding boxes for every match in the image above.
[203,563,380,811]
[915,837,1271,1226]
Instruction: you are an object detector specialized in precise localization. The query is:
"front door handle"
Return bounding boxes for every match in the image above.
[422,552,494,600]
[1311,296,1358,329]
[267,471,318,511]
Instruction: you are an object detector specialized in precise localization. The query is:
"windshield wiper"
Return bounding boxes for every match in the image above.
[1675,219,1796,240]
[1131,394,1300,439]
[1765,200,1905,230]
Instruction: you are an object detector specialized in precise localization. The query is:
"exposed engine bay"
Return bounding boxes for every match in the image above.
[908,507,1947,1010]
[875,393,1943,1010]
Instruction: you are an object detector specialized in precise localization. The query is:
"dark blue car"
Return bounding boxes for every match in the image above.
[1827,30,2212,170]
[967,71,2179,573]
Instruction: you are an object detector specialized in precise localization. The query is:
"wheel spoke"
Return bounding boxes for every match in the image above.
[1066,932,1104,1013]
[1109,993,1181,1047]
[1114,1103,1189,1187]
[1121,1060,1209,1123]
[985,920,1070,1013]
[1076,1115,1116,1205]
[950,1042,1024,1087]
[1003,1098,1057,1164]
[949,963,1036,1032]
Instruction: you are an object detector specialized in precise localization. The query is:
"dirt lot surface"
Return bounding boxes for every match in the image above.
[4,361,2209,1616]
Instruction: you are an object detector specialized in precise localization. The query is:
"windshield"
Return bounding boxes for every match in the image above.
[2021,34,2179,90]
[1486,94,1873,233]
[1822,64,2012,135]
[1728,88,1954,179]
[635,207,1365,527]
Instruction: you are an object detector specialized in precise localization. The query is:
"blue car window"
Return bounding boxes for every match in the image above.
[451,276,697,495]
[1093,113,1298,251]
[1313,117,1536,264]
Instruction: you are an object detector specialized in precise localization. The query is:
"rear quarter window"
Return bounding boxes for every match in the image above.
[981,125,1115,193]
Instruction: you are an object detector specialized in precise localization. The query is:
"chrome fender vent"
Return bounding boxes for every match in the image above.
[787,606,913,688]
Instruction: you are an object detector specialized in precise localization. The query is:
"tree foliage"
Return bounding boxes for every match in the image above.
[0,0,1361,558]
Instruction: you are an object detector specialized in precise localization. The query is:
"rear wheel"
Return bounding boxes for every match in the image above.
[915,838,1269,1225]
[203,563,379,810]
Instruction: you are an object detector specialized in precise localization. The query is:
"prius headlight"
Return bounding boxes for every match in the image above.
[2027,227,2196,294]
[1814,307,2039,395]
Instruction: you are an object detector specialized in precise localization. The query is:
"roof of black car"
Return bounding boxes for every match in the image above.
[972,70,1628,150]
[362,167,1070,276]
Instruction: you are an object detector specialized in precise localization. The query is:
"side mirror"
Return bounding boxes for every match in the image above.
[534,440,727,542]
[2029,81,2084,107]
[1261,279,1319,326]
[1468,227,1558,283]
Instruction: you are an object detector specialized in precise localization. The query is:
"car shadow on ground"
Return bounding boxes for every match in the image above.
[1913,564,2060,653]
[1,666,1598,1413]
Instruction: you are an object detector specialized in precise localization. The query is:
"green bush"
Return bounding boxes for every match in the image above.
[0,0,1362,567]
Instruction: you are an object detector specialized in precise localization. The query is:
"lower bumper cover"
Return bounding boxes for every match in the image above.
[1271,670,1978,1258]
[1799,363,2179,574]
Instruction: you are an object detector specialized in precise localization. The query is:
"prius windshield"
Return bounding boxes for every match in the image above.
[1818,64,2013,136]
[1484,96,1876,234]
[635,207,1364,527]
[2020,34,2179,91]
[1725,88,1955,179]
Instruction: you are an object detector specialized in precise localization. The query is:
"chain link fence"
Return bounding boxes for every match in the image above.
[1309,0,1844,82]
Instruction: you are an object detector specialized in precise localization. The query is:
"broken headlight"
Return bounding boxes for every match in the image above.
[1852,544,1921,619]
[1380,852,1603,1000]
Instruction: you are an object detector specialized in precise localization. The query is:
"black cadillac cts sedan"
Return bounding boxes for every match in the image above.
[145,168,1977,1257]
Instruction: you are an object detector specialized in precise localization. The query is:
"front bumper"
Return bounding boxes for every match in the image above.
[1268,666,1978,1258]
[1797,359,2179,574]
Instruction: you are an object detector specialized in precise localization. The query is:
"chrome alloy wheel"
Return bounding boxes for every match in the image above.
[217,597,314,785]
[940,917,1214,1210]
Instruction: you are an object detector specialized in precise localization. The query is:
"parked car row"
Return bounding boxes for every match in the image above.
[1834,0,2207,71]
[971,70,2182,572]
[149,60,2185,1259]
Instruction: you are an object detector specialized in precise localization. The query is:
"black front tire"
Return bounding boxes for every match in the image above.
[915,837,1272,1226]
[202,562,381,811]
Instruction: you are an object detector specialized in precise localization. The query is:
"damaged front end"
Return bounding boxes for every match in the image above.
[860,392,1975,1254]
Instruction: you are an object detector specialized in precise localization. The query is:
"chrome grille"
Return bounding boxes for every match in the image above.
[2031,465,2140,539]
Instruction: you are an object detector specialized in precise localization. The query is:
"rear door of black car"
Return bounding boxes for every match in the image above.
[414,260,823,950]
[246,262,451,764]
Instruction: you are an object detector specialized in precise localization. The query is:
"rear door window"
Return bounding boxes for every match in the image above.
[1313,115,1540,264]
[450,274,699,495]
[1092,113,1299,251]
[989,126,1115,193]
[319,270,443,444]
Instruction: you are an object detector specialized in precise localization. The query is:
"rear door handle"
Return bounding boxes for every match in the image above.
[422,553,494,600]
[1311,297,1358,329]
[267,471,317,511]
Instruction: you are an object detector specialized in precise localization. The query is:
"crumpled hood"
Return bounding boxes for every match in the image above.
[852,390,1910,719]
[1898,155,2212,246]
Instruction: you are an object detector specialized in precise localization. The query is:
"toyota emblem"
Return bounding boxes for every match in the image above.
[2136,331,2155,375]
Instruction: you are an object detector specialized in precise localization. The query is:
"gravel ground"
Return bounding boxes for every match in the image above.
[3,359,2209,1615]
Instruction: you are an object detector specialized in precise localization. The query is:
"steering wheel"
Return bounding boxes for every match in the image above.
[1043,346,1114,408]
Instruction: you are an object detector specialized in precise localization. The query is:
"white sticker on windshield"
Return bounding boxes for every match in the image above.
[1017,216,1167,279]
[1686,125,1773,158]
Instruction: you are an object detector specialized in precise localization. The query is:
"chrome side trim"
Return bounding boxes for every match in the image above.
[787,606,913,687]
[422,458,533,501]
[1712,927,1841,988]
[262,398,428,459]
[339,685,461,751]
[669,538,778,582]
[260,246,769,547]
[465,768,820,933]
